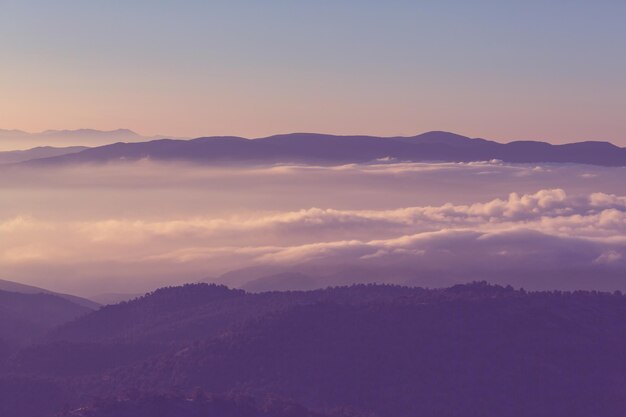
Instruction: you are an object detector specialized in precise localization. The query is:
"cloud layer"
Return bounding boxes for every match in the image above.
[3,171,626,294]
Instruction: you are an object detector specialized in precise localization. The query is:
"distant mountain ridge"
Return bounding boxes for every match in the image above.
[0,279,100,310]
[0,128,175,151]
[0,289,92,349]
[0,128,140,140]
[24,131,626,167]
[0,146,87,164]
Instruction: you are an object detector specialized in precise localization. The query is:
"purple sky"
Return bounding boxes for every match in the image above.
[1,1,625,144]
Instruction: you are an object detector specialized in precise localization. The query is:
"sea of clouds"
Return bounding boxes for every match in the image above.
[1,160,626,295]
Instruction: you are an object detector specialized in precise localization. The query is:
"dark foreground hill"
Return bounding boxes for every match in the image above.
[2,282,626,417]
[25,131,626,167]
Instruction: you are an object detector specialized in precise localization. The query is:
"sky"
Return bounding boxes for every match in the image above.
[1,1,626,144]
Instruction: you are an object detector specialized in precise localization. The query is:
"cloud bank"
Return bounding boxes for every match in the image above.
[2,170,626,294]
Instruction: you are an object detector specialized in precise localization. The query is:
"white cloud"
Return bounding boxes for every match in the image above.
[594,251,623,265]
[3,188,626,267]
[3,160,626,294]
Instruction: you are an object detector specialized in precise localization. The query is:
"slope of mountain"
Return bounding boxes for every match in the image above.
[46,284,247,345]
[15,284,434,378]
[0,129,143,151]
[0,290,93,348]
[25,131,626,167]
[101,284,626,417]
[0,279,100,310]
[44,284,420,347]
[4,282,626,417]
[0,146,88,164]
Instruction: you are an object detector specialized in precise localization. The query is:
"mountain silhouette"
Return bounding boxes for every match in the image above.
[0,289,93,356]
[25,131,626,167]
[4,282,626,417]
[0,279,100,310]
[0,129,146,151]
[0,146,87,164]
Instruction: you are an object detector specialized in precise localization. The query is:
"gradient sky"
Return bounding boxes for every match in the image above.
[1,1,625,144]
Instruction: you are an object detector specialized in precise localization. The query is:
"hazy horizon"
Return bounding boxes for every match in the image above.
[1,127,624,153]
[2,1,626,145]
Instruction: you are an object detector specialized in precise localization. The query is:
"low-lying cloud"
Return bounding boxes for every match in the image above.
[2,173,626,294]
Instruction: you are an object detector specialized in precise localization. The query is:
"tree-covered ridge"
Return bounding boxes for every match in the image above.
[2,282,626,417]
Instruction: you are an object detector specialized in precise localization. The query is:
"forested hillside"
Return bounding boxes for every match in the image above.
[2,283,626,417]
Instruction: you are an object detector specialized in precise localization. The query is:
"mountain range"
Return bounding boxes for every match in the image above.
[0,279,100,310]
[0,289,92,362]
[0,129,189,151]
[20,131,626,167]
[2,282,626,417]
[0,146,88,164]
